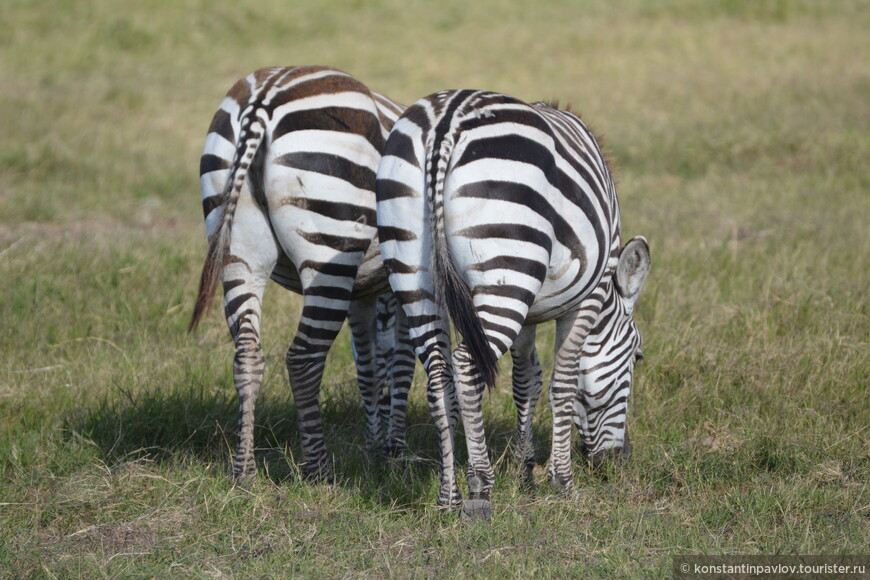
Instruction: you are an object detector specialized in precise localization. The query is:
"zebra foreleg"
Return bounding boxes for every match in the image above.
[548,310,595,493]
[384,298,413,457]
[348,296,383,454]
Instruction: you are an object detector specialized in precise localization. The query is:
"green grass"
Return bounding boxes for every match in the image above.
[1,0,868,577]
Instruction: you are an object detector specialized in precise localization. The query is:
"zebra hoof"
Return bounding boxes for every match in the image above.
[520,474,537,491]
[461,474,492,519]
[460,497,492,521]
[232,465,257,486]
[516,464,536,490]
[548,474,573,494]
[365,446,387,465]
[436,488,463,514]
[590,446,631,471]
[435,501,461,516]
[301,460,334,485]
[384,442,408,459]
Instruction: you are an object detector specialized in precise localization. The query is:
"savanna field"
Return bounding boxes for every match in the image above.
[1,0,867,577]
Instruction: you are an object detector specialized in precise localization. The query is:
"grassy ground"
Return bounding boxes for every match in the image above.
[1,0,868,577]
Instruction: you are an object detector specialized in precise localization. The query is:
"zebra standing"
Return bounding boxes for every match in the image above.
[376,89,650,516]
[190,66,411,482]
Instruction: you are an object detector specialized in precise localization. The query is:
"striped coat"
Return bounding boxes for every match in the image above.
[376,90,650,516]
[191,66,409,482]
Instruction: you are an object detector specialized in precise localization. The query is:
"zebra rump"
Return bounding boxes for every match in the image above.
[426,125,499,389]
[189,93,268,332]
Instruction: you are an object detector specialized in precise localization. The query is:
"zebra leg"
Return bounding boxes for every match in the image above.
[222,234,278,483]
[385,296,414,457]
[373,294,397,455]
[374,294,394,445]
[548,309,596,492]
[348,295,382,454]
[226,274,268,482]
[399,300,459,507]
[510,325,543,487]
[452,342,495,520]
[285,293,350,484]
[425,351,462,509]
[230,327,264,482]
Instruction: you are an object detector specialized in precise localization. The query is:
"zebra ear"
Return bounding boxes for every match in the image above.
[615,236,650,305]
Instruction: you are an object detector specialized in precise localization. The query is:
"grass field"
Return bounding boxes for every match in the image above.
[1,0,868,577]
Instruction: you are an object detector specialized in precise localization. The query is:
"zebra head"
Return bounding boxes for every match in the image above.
[575,236,650,465]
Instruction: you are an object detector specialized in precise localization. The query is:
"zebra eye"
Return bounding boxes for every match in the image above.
[634,348,644,362]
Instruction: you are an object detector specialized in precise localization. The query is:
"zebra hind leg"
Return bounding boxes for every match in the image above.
[285,293,352,484]
[400,303,460,508]
[453,342,496,521]
[424,352,462,510]
[222,263,273,483]
[232,331,264,482]
[509,325,543,488]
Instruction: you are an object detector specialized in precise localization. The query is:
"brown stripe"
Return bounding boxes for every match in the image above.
[272,106,382,148]
[207,109,235,143]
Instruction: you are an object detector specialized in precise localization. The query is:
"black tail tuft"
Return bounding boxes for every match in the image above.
[188,228,224,333]
[439,255,499,389]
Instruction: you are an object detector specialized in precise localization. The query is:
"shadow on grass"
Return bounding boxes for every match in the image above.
[64,377,556,510]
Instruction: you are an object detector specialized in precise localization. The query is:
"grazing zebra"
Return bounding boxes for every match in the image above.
[376,89,650,516]
[573,283,645,464]
[189,66,411,483]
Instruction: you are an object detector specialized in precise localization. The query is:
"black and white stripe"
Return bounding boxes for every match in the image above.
[190,66,410,482]
[373,293,416,456]
[573,273,645,463]
[376,90,650,515]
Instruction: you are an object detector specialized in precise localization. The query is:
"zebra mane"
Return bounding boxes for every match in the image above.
[540,99,618,187]
[543,99,573,113]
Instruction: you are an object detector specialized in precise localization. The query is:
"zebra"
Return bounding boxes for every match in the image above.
[375,89,650,516]
[189,65,412,483]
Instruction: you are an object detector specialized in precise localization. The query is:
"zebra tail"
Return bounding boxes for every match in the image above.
[188,108,266,332]
[427,127,499,389]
